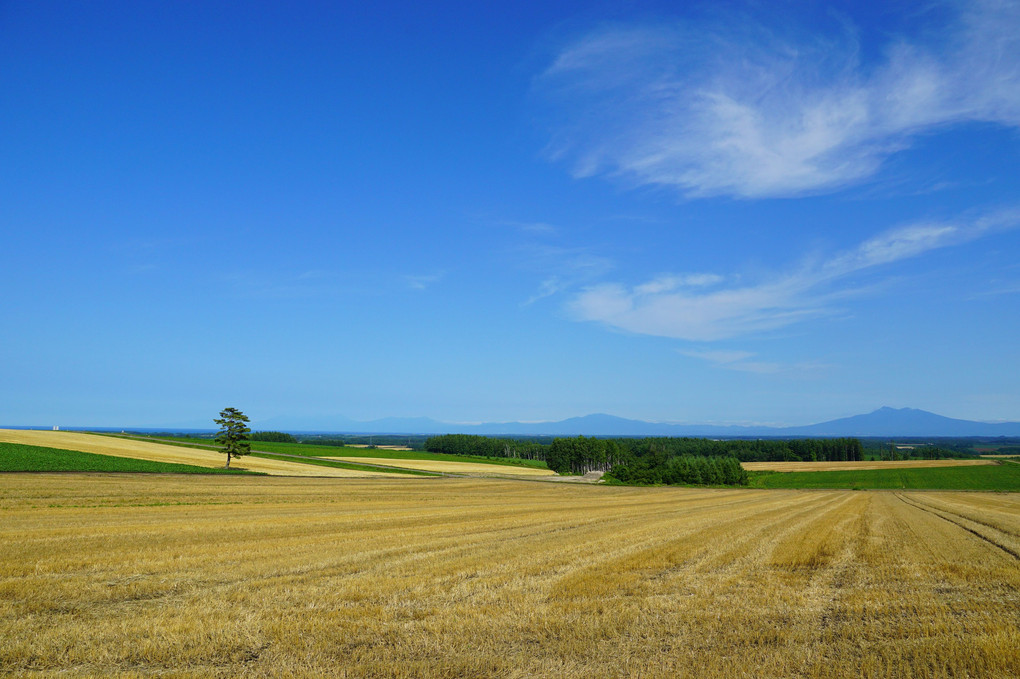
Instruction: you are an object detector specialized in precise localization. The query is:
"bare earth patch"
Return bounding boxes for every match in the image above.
[553,470,606,483]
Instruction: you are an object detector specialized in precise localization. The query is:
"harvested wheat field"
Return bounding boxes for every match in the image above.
[743,459,997,472]
[2,475,1018,678]
[0,430,396,477]
[327,456,557,476]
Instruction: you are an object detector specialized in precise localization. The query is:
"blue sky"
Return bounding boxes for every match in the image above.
[2,0,1019,428]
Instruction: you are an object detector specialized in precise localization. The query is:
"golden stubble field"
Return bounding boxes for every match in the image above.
[0,430,397,477]
[1,475,1018,678]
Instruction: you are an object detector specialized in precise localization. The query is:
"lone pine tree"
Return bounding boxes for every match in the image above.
[214,407,251,468]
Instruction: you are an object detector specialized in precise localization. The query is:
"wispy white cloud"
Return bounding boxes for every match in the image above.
[225,267,442,299]
[634,273,725,295]
[505,220,559,235]
[405,272,445,290]
[537,1,1020,198]
[569,209,1020,340]
[968,282,1020,298]
[678,349,831,376]
[519,244,614,306]
[679,349,755,365]
[225,270,341,300]
[524,277,566,305]
[297,269,335,281]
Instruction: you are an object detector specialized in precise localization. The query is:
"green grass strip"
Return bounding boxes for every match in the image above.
[106,434,548,470]
[748,463,1020,491]
[0,442,261,474]
[92,432,221,450]
[235,441,549,469]
[248,452,440,476]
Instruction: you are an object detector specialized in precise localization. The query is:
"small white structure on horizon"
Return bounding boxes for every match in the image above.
[53,425,59,431]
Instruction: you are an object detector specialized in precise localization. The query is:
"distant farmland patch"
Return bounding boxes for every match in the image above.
[327,456,557,476]
[749,462,1020,491]
[743,459,996,472]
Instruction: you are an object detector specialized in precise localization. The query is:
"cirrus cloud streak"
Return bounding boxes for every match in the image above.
[568,209,1020,341]
[538,1,1020,198]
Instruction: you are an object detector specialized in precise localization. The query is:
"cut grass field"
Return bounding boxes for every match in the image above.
[0,442,260,474]
[116,434,551,470]
[1,475,1017,678]
[327,456,557,476]
[743,459,995,472]
[0,430,406,478]
[249,452,438,476]
[749,461,1020,491]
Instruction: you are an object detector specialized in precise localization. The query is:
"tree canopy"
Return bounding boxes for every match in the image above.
[214,407,251,468]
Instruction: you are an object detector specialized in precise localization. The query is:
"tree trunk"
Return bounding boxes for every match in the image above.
[225,452,231,469]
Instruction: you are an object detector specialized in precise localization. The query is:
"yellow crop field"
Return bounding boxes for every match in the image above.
[2,475,1017,678]
[0,429,397,477]
[327,456,557,476]
[742,459,997,472]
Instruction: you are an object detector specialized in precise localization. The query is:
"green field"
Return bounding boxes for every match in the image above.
[248,451,439,476]
[0,442,261,475]
[122,434,549,469]
[282,444,549,469]
[749,461,1020,491]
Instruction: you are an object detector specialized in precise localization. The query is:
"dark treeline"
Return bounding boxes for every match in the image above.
[293,435,428,449]
[424,435,863,483]
[609,455,748,486]
[425,434,863,464]
[862,437,1020,457]
[611,437,864,463]
[249,431,297,443]
[545,436,629,474]
[424,434,547,460]
[545,438,746,485]
[875,444,972,460]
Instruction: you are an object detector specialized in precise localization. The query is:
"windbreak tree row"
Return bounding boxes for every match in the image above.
[545,436,628,475]
[608,455,749,486]
[249,431,298,443]
[543,438,749,485]
[874,443,971,460]
[424,434,548,460]
[621,437,864,463]
[424,434,865,485]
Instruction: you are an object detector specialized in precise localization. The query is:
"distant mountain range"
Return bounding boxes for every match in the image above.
[11,406,1016,438]
[250,407,1020,437]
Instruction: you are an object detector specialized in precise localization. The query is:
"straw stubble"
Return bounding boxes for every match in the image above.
[1,475,1017,678]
